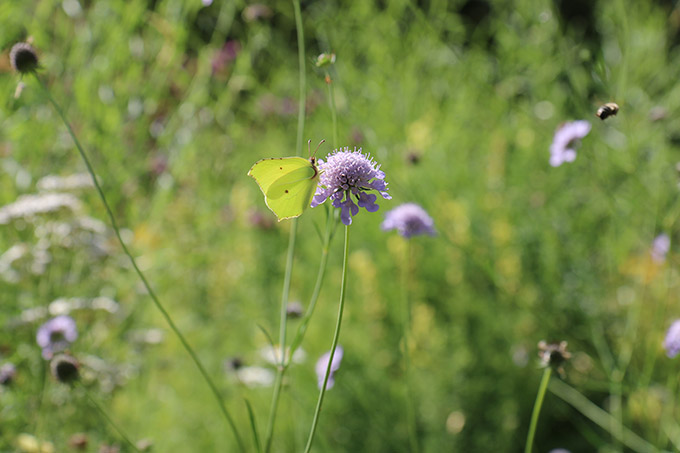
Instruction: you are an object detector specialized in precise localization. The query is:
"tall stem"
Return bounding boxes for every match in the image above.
[33,74,245,452]
[79,382,141,452]
[402,240,419,453]
[264,218,298,453]
[325,71,338,148]
[524,367,551,453]
[263,1,307,450]
[304,225,350,453]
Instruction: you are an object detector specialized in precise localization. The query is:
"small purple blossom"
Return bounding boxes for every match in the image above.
[381,203,436,238]
[664,319,680,358]
[311,148,390,225]
[651,233,670,263]
[36,315,78,359]
[549,120,591,167]
[315,346,344,390]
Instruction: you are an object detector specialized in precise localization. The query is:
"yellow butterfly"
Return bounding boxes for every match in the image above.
[248,141,324,221]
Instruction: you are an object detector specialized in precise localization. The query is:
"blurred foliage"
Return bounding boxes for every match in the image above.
[3,0,680,451]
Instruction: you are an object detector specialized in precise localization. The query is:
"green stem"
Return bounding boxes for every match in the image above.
[401,240,418,453]
[549,379,660,453]
[33,74,245,452]
[293,0,306,156]
[325,70,338,148]
[262,1,306,450]
[288,208,338,360]
[79,382,141,452]
[524,367,551,453]
[304,225,351,453]
[263,218,298,453]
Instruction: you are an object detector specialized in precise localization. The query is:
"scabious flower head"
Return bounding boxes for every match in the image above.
[315,345,344,390]
[311,148,390,225]
[549,120,591,167]
[9,42,39,74]
[664,319,680,358]
[36,315,78,359]
[651,233,670,263]
[381,203,436,238]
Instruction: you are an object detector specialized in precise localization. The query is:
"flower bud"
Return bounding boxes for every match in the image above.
[9,42,39,74]
[50,354,79,384]
[315,53,336,68]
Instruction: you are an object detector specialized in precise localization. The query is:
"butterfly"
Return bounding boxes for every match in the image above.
[248,140,324,221]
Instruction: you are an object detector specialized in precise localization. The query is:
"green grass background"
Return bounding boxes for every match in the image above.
[3,0,680,451]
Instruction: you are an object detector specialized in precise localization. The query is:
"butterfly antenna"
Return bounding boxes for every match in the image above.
[312,139,326,158]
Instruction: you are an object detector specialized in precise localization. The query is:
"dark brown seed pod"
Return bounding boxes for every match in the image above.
[596,102,619,120]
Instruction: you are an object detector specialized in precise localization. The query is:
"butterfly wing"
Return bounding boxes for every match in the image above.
[248,157,310,194]
[248,157,319,221]
[265,166,319,220]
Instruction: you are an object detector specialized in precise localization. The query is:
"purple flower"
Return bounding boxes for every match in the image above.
[664,319,680,358]
[315,345,344,390]
[549,120,591,167]
[651,233,670,263]
[381,203,436,238]
[311,148,390,225]
[36,315,78,359]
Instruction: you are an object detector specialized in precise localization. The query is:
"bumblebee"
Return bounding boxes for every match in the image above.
[596,102,619,120]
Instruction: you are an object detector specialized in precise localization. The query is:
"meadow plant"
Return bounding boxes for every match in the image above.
[7,1,680,451]
[525,341,572,453]
[311,148,391,225]
[663,320,680,358]
[314,346,343,390]
[549,120,591,167]
[49,353,79,384]
[381,203,436,238]
[36,315,77,359]
[381,202,436,452]
[651,233,670,263]
[11,41,245,451]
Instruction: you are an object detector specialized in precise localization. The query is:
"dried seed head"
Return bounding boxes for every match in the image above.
[50,354,79,384]
[9,42,39,74]
[538,340,571,371]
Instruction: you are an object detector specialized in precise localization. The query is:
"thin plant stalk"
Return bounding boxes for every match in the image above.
[325,70,338,148]
[263,217,298,453]
[33,74,245,452]
[401,240,419,453]
[524,367,552,453]
[78,382,141,452]
[549,379,659,453]
[262,0,307,450]
[289,207,339,360]
[304,224,351,453]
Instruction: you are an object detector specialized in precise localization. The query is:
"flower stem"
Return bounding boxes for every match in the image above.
[304,224,350,453]
[288,208,338,360]
[33,74,245,452]
[293,0,307,157]
[262,0,307,450]
[325,70,338,148]
[401,240,419,453]
[78,381,141,452]
[263,217,298,453]
[524,367,551,453]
